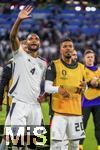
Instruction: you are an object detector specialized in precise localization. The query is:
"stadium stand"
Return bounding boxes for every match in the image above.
[0,3,99,65]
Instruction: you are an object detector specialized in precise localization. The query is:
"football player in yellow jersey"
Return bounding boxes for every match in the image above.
[45,38,86,150]
[45,38,98,150]
[49,49,78,128]
[79,50,100,150]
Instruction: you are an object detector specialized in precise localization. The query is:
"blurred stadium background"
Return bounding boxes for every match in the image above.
[0,0,100,66]
[0,0,100,149]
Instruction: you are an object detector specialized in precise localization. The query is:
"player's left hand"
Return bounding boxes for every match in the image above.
[79,81,86,88]
[77,81,86,94]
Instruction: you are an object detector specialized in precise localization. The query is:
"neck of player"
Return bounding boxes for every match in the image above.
[62,56,72,64]
[29,51,38,58]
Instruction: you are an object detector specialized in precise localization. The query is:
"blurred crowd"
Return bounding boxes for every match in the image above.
[0,4,100,66]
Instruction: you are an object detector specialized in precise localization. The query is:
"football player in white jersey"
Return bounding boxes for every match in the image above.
[1,5,47,150]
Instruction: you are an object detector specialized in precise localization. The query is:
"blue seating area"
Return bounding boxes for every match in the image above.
[0,6,100,65]
[0,8,99,35]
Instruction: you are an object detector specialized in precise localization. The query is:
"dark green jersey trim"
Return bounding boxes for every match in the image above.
[46,62,56,81]
[61,59,78,69]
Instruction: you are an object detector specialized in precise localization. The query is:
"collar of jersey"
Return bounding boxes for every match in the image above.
[85,65,98,71]
[60,59,78,69]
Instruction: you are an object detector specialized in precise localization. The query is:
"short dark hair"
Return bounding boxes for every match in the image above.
[84,49,95,56]
[27,33,40,40]
[60,38,73,45]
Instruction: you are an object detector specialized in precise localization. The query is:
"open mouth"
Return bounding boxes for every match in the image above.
[30,44,37,48]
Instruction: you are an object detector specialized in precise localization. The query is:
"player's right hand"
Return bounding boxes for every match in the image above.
[37,93,46,103]
[18,5,33,20]
[0,105,2,111]
[58,86,70,98]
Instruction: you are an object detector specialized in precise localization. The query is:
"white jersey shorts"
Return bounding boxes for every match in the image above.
[51,115,85,141]
[5,98,42,126]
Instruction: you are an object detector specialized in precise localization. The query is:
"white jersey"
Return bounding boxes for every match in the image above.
[9,47,47,104]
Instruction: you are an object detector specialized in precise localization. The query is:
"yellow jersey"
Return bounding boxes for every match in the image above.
[84,67,100,100]
[51,59,89,115]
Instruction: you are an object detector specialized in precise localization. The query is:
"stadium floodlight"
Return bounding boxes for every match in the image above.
[19,5,25,10]
[82,1,88,5]
[73,1,80,5]
[91,7,96,11]
[10,5,15,10]
[75,6,81,11]
[85,6,91,11]
[65,0,72,4]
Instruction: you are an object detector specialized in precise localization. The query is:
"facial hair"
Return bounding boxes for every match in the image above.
[65,53,71,59]
[28,44,39,52]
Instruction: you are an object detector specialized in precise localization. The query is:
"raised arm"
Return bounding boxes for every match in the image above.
[10,5,33,51]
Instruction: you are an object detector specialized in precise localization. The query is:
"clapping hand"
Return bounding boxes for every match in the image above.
[58,86,70,98]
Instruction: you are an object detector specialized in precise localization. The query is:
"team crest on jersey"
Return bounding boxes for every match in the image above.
[60,69,67,79]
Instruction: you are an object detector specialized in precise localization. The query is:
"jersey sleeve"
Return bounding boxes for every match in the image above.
[45,62,56,81]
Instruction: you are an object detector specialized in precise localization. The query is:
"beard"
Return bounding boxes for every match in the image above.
[65,53,71,59]
[28,44,39,52]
